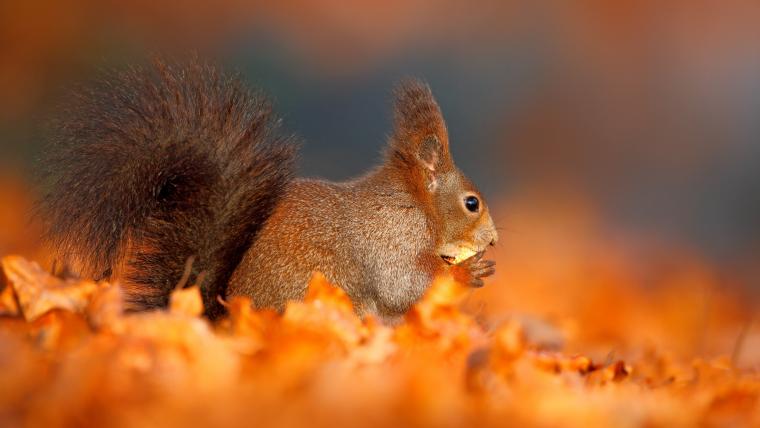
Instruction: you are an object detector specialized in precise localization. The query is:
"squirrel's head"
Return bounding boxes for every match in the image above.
[387,79,498,265]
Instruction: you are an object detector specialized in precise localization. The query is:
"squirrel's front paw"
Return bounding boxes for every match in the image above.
[451,250,496,288]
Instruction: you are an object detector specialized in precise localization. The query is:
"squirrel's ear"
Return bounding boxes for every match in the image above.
[417,135,443,191]
[388,78,452,189]
[418,135,443,172]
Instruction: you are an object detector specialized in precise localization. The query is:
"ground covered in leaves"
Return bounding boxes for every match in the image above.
[0,253,758,428]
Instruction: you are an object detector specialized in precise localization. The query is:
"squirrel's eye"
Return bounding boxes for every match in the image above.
[464,196,480,213]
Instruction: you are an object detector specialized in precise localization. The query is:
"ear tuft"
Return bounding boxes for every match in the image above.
[387,78,451,175]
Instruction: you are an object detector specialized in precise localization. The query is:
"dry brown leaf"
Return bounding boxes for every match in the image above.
[169,285,204,317]
[0,255,757,427]
[0,281,20,316]
[2,255,99,321]
[396,275,487,355]
[283,272,366,347]
[86,282,124,329]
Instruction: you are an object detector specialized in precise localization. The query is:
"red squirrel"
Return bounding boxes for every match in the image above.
[39,59,498,319]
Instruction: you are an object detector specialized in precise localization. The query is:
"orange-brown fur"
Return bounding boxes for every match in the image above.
[39,60,497,320]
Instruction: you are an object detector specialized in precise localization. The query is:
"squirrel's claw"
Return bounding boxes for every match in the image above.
[469,277,485,288]
[470,260,496,279]
[451,251,495,288]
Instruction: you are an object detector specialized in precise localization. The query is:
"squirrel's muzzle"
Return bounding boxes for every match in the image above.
[477,213,498,248]
[439,212,498,265]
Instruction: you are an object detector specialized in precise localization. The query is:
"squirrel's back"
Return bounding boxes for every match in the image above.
[38,59,297,317]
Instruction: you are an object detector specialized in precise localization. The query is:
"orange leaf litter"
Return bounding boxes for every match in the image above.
[0,254,757,427]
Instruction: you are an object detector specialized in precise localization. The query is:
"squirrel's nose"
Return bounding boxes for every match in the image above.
[477,214,498,247]
[488,214,498,244]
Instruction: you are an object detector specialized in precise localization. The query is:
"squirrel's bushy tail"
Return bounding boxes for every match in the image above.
[39,58,297,317]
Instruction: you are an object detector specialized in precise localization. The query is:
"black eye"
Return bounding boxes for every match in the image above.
[464,196,480,213]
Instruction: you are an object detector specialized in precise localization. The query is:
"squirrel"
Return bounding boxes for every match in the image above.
[38,58,498,320]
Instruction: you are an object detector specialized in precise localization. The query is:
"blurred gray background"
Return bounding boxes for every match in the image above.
[1,0,758,282]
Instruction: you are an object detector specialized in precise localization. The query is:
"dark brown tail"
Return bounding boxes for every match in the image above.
[38,58,297,318]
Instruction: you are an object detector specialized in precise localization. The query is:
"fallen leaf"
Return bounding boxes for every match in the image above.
[0,282,20,316]
[169,285,203,317]
[87,282,124,329]
[2,256,98,321]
